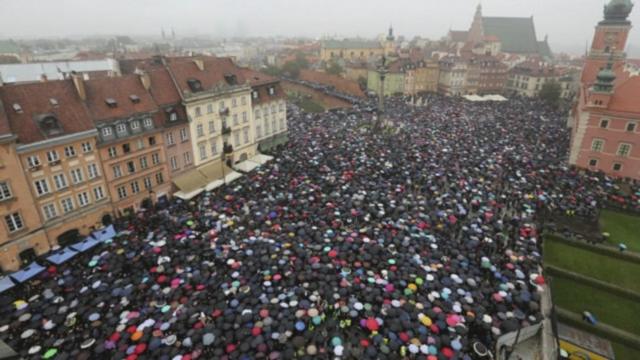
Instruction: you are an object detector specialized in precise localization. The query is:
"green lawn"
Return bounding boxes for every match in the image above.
[298,98,325,113]
[550,275,640,336]
[600,210,640,252]
[544,237,640,293]
[612,342,640,360]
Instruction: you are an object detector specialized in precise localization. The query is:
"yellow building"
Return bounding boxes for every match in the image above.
[320,40,385,62]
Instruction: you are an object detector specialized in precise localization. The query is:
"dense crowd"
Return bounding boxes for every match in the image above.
[0,94,637,359]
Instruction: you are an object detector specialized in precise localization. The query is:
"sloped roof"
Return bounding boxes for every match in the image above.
[0,80,95,144]
[298,69,365,98]
[322,39,382,50]
[0,99,11,136]
[482,17,539,54]
[165,57,248,97]
[449,31,469,42]
[608,76,640,113]
[84,74,158,123]
[147,68,181,106]
[537,40,552,58]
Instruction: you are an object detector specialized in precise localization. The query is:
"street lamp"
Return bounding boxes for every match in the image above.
[375,55,389,132]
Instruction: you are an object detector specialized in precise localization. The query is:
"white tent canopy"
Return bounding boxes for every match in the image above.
[463,94,507,102]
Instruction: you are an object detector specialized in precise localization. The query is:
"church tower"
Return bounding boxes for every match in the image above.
[582,0,633,84]
[468,4,484,43]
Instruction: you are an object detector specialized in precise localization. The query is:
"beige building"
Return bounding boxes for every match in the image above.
[320,40,385,62]
[438,56,468,96]
[505,60,564,97]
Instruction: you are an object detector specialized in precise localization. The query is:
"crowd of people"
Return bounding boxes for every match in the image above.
[0,94,637,359]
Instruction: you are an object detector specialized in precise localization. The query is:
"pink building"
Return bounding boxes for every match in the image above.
[570,0,640,179]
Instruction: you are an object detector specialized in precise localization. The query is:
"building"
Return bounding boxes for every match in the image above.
[404,60,440,95]
[505,60,562,97]
[570,0,640,179]
[83,74,172,214]
[299,69,365,98]
[438,56,468,96]
[320,40,385,63]
[0,79,113,270]
[471,55,509,95]
[0,59,120,84]
[448,4,552,59]
[367,59,406,96]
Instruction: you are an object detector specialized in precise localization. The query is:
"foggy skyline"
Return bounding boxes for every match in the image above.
[1,0,639,56]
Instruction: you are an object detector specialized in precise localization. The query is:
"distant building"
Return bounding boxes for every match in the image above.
[570,0,640,179]
[505,60,566,97]
[0,59,121,84]
[438,56,468,96]
[320,27,396,63]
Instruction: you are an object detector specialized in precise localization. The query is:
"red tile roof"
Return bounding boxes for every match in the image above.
[0,99,11,136]
[165,57,248,96]
[608,76,640,114]
[84,74,158,123]
[298,69,364,98]
[147,68,181,106]
[0,80,95,144]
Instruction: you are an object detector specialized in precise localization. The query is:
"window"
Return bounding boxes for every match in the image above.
[180,128,188,142]
[81,142,93,153]
[234,131,240,146]
[116,124,127,134]
[34,179,50,196]
[93,186,105,200]
[617,143,632,157]
[219,101,225,110]
[169,112,178,122]
[122,143,131,154]
[279,102,285,112]
[60,197,74,213]
[131,181,140,194]
[183,152,192,165]
[42,203,57,221]
[255,110,261,119]
[208,121,215,134]
[242,112,248,123]
[252,91,258,99]
[271,105,276,114]
[627,122,637,132]
[140,157,148,169]
[143,118,153,128]
[195,107,202,117]
[280,118,285,130]
[256,125,262,138]
[268,87,275,95]
[155,172,164,184]
[143,177,152,190]
[207,104,213,113]
[108,147,117,158]
[53,173,68,190]
[588,159,598,167]
[166,132,175,145]
[197,124,204,137]
[4,213,24,232]
[113,165,122,178]
[102,127,112,137]
[117,186,127,199]
[199,143,207,160]
[233,114,238,126]
[232,98,237,107]
[131,120,140,130]
[148,136,156,146]
[600,119,609,128]
[243,128,249,144]
[127,161,136,174]
[0,182,12,201]
[151,153,160,165]
[272,119,276,134]
[47,150,60,163]
[591,139,604,152]
[264,119,270,135]
[210,140,218,155]
[170,156,178,171]
[137,139,145,150]
[27,155,41,168]
[87,163,100,179]
[241,96,247,105]
[70,168,84,184]
[77,192,90,207]
[613,163,623,171]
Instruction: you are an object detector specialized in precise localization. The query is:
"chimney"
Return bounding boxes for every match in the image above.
[40,73,48,82]
[71,71,86,100]
[139,71,151,91]
[193,58,204,71]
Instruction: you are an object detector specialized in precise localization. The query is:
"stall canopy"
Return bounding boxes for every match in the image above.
[234,153,274,173]
[173,170,208,200]
[46,247,79,265]
[10,262,45,283]
[70,237,101,253]
[0,277,15,294]
[199,161,242,191]
[91,225,116,242]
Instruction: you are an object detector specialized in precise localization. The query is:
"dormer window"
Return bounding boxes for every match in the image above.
[131,120,140,130]
[12,103,22,113]
[49,98,59,107]
[116,123,127,134]
[187,79,203,92]
[169,112,178,122]
[105,98,118,108]
[268,87,275,96]
[129,95,140,104]
[224,73,238,85]
[38,114,64,136]
[143,118,153,128]
[102,127,113,137]
[252,91,259,99]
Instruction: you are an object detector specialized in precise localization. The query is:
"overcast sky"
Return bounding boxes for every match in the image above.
[0,0,638,56]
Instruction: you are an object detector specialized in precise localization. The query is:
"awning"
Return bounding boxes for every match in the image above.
[91,225,116,242]
[173,169,209,195]
[252,153,274,165]
[199,161,241,189]
[70,237,101,253]
[10,262,45,283]
[234,160,260,173]
[174,188,204,200]
[0,277,15,294]
[46,247,79,265]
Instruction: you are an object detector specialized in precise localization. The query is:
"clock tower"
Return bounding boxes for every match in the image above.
[582,0,633,84]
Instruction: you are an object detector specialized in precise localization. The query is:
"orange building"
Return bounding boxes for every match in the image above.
[569,0,640,179]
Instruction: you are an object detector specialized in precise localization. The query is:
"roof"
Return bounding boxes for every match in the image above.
[0,59,120,84]
[84,74,158,123]
[0,99,11,136]
[608,76,640,113]
[239,67,279,86]
[322,39,382,50]
[482,17,540,54]
[298,69,365,98]
[0,40,20,55]
[147,68,181,106]
[537,40,552,58]
[449,31,469,42]
[0,80,95,144]
[165,57,248,97]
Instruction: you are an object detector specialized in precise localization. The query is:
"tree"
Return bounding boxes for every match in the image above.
[539,80,562,108]
[326,61,344,76]
[263,66,282,77]
[357,76,367,90]
[281,53,310,78]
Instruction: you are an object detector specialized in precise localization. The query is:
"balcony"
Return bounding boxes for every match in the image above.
[221,126,232,136]
[223,142,233,155]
